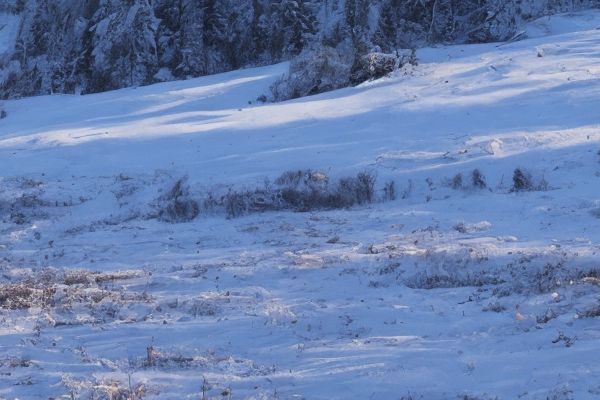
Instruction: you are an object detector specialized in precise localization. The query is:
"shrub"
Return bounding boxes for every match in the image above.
[511,168,533,192]
[222,170,378,217]
[483,302,506,313]
[472,169,486,189]
[336,172,376,207]
[157,178,199,223]
[532,262,567,293]
[275,169,329,191]
[578,304,600,319]
[350,49,416,85]
[275,169,376,211]
[224,187,281,219]
[271,45,353,101]
[350,52,399,84]
[451,173,463,190]
[406,271,502,289]
[0,284,43,310]
[536,309,557,324]
[224,190,247,219]
[271,46,417,101]
[91,379,146,400]
[383,180,396,201]
[155,170,381,219]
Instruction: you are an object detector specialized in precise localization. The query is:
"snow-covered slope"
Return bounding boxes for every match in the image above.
[1,11,600,400]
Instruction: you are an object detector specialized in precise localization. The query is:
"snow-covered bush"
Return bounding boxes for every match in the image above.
[271,45,353,101]
[406,270,502,289]
[157,178,199,223]
[350,49,416,85]
[272,46,416,101]
[578,304,600,319]
[221,170,378,217]
[450,173,463,190]
[472,169,487,189]
[382,181,396,201]
[336,172,376,207]
[223,187,282,219]
[3,0,600,98]
[512,168,533,191]
[511,168,548,192]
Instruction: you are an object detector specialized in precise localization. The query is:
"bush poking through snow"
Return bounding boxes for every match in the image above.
[157,178,199,223]
[577,305,600,319]
[483,302,506,313]
[91,379,147,400]
[472,169,487,189]
[223,170,377,218]
[406,271,502,289]
[552,331,576,347]
[451,173,463,190]
[511,168,548,192]
[383,181,396,201]
[337,172,376,207]
[270,45,353,101]
[0,283,54,310]
[271,46,417,101]
[350,50,415,85]
[512,168,533,192]
[536,309,558,324]
[531,262,570,294]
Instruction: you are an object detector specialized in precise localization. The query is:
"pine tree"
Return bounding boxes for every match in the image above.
[270,0,316,58]
[128,0,159,84]
[345,0,370,52]
[178,0,205,76]
[428,0,455,42]
[29,0,51,57]
[2,0,596,99]
[374,0,399,51]
[88,0,158,91]
[202,0,228,73]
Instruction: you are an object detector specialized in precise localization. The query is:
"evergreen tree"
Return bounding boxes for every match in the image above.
[374,0,399,51]
[428,0,455,42]
[4,0,600,99]
[29,0,51,57]
[178,0,205,76]
[202,0,228,73]
[270,0,316,58]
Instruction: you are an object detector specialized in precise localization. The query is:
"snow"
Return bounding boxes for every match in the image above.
[1,11,600,400]
[525,10,600,38]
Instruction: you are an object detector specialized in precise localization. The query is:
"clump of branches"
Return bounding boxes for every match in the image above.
[156,177,199,223]
[511,168,548,192]
[221,170,377,218]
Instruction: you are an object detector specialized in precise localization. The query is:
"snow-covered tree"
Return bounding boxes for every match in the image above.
[270,0,316,58]
[3,0,600,98]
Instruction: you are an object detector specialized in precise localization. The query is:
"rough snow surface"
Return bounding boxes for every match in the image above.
[0,11,600,400]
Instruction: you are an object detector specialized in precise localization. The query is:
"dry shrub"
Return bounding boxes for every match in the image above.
[157,178,199,223]
[224,170,377,218]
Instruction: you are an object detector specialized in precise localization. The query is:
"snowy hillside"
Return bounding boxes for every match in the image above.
[1,11,600,400]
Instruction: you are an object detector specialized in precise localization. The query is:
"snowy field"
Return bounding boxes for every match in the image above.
[1,11,600,400]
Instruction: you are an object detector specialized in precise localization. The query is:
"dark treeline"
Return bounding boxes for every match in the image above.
[1,0,598,99]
